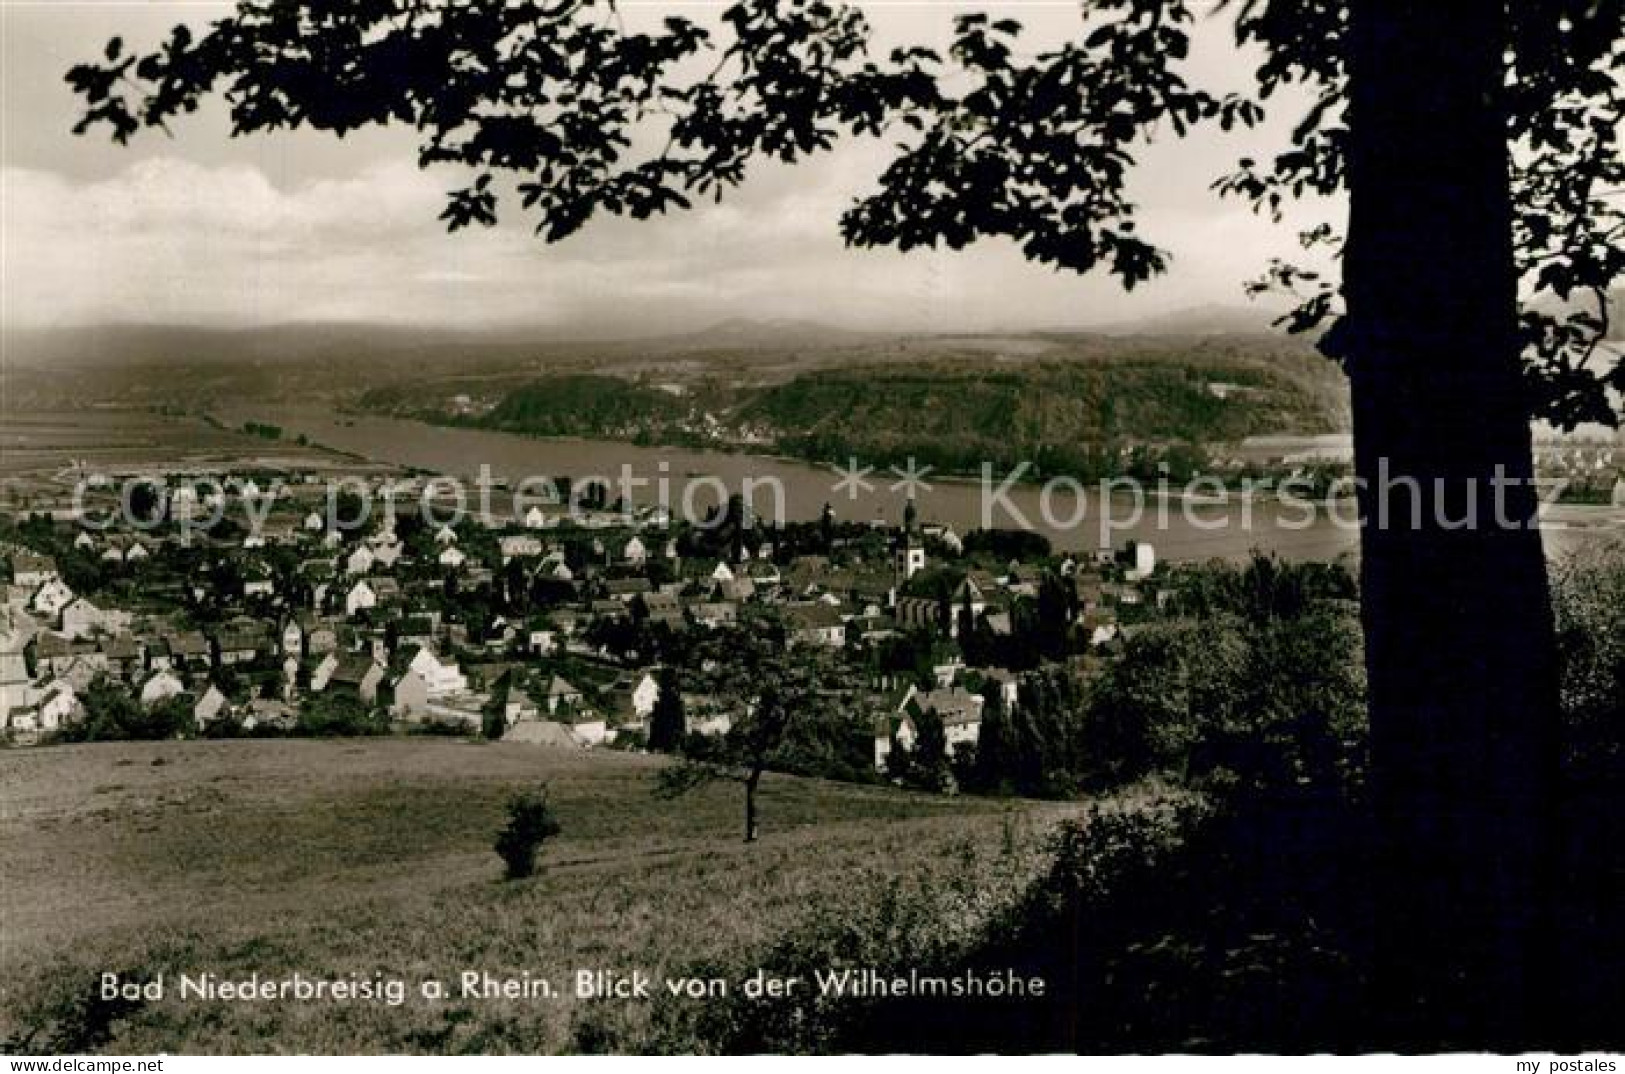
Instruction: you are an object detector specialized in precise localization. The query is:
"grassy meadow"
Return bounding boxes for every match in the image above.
[0,738,1070,1054]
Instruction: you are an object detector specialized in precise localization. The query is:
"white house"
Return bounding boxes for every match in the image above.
[345,579,378,617]
[437,546,468,569]
[874,687,986,772]
[405,646,468,700]
[138,669,185,707]
[308,651,341,692]
[59,597,107,641]
[326,656,385,705]
[785,604,846,648]
[621,671,662,718]
[571,717,609,747]
[900,685,984,751]
[499,534,544,562]
[623,536,648,565]
[874,713,917,772]
[344,546,375,576]
[30,579,75,619]
[369,538,403,568]
[194,684,229,727]
[280,654,300,700]
[1,648,35,719]
[541,674,583,715]
[382,668,431,718]
[1123,540,1157,582]
[6,706,42,742]
[36,680,81,730]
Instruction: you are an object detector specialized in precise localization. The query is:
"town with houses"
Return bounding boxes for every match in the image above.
[0,463,1169,780]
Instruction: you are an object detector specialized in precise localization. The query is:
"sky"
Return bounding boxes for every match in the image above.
[0,1,1343,335]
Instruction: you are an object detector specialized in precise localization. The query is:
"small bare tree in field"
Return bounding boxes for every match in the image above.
[657,616,836,843]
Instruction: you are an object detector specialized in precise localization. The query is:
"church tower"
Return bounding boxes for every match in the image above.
[894,496,926,581]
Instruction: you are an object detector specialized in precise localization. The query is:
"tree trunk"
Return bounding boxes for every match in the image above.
[744,769,761,843]
[1343,0,1561,1048]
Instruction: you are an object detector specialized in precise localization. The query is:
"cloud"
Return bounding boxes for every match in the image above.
[3,157,538,327]
[2,144,1336,333]
[1,0,1344,335]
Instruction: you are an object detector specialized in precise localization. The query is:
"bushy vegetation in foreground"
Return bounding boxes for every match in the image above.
[579,545,1625,1053]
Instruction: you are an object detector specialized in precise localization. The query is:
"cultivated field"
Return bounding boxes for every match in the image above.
[0,739,1068,1053]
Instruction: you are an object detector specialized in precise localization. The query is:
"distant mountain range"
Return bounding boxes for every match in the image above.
[0,305,1299,370]
[651,316,899,351]
[8,284,1620,373]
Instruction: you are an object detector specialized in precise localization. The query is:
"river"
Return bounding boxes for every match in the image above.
[228,405,1622,565]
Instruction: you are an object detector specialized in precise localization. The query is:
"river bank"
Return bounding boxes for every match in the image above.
[208,404,1624,565]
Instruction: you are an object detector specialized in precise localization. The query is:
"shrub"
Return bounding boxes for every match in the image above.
[1078,564,1367,804]
[493,785,562,880]
[1551,540,1625,783]
[4,970,152,1055]
[481,691,508,741]
[296,693,388,737]
[58,680,196,743]
[410,716,478,738]
[647,667,685,753]
[606,727,647,751]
